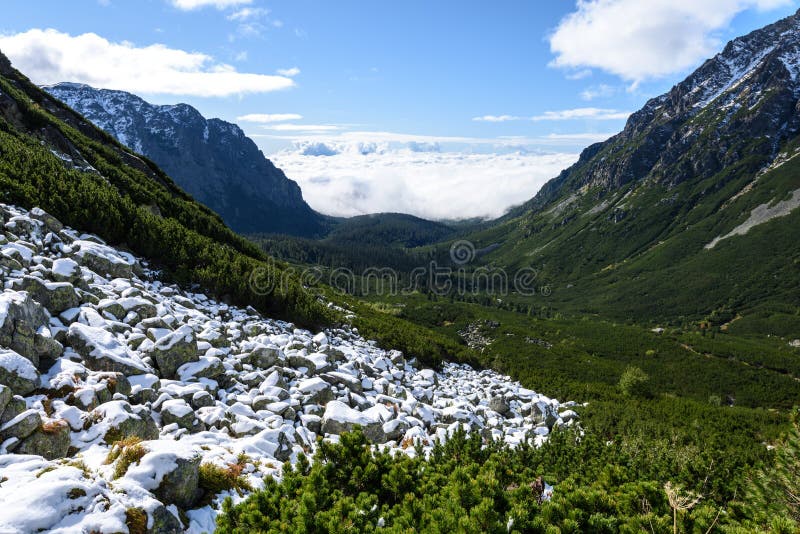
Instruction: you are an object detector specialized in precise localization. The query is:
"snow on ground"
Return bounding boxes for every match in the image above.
[0,204,575,533]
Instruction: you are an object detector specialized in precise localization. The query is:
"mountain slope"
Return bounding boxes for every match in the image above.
[464,10,800,330]
[44,83,327,237]
[0,49,328,326]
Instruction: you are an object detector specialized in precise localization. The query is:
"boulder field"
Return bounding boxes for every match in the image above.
[0,204,575,532]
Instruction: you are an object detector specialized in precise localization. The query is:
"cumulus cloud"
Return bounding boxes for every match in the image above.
[0,29,294,97]
[549,0,792,82]
[171,0,251,10]
[268,141,579,220]
[237,113,303,123]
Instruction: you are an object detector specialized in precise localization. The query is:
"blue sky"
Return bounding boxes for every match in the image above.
[1,0,797,219]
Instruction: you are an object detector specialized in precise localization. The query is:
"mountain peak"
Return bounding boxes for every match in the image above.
[45,84,327,237]
[523,8,800,212]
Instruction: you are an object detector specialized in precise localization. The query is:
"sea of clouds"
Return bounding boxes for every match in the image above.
[269,140,579,220]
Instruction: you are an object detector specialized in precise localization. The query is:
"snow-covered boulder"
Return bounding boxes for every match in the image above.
[123,443,202,509]
[489,395,511,416]
[71,239,136,279]
[15,419,71,459]
[29,207,63,233]
[147,325,198,379]
[12,276,79,314]
[159,398,197,430]
[0,349,39,395]
[50,257,81,283]
[0,409,41,446]
[88,400,159,443]
[67,323,151,376]
[297,376,334,404]
[321,400,386,443]
[0,290,52,367]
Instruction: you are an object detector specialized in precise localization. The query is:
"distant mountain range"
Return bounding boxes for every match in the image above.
[44,83,327,237]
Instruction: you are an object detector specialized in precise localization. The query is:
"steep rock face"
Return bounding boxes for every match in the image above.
[525,9,800,211]
[45,83,326,237]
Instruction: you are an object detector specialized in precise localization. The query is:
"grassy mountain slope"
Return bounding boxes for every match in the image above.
[452,12,800,332]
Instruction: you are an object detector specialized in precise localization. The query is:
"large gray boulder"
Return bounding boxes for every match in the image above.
[0,290,52,367]
[489,396,511,416]
[50,258,82,284]
[177,356,224,381]
[0,349,39,395]
[153,456,201,509]
[239,344,280,369]
[321,401,386,443]
[90,401,159,443]
[297,377,334,404]
[0,384,11,415]
[148,326,198,379]
[0,409,41,444]
[159,399,196,430]
[12,276,79,314]
[71,240,136,279]
[148,505,184,534]
[15,419,71,459]
[29,207,64,233]
[68,323,151,375]
[320,371,363,393]
[0,395,26,425]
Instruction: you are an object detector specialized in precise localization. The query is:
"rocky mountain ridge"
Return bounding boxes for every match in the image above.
[44,83,327,237]
[523,8,800,212]
[0,204,571,532]
[466,10,800,325]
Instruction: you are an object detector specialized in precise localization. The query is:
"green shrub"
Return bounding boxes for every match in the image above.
[619,366,652,398]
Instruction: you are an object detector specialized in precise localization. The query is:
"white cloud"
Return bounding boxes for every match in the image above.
[276,67,301,77]
[580,84,617,101]
[530,107,630,121]
[549,0,792,82]
[237,113,303,123]
[226,7,268,20]
[542,132,615,142]
[472,115,520,122]
[473,108,629,122]
[269,142,579,219]
[262,124,342,132]
[566,69,592,80]
[171,0,251,10]
[255,129,615,148]
[0,29,295,97]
